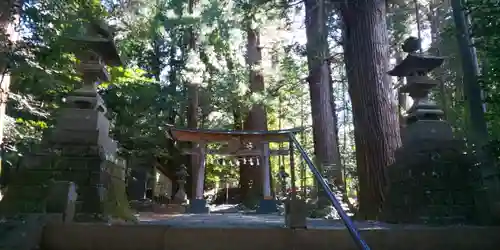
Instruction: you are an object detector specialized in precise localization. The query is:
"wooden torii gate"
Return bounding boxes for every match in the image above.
[166,126,304,213]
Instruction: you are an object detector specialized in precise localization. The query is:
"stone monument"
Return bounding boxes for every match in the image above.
[382,38,481,224]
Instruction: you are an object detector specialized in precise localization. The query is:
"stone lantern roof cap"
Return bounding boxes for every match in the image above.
[388,53,444,77]
[69,21,123,67]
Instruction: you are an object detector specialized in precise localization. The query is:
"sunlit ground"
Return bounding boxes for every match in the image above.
[136,204,391,230]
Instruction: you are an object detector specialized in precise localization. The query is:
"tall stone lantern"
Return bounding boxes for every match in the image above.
[388,41,451,143]
[382,37,481,225]
[0,21,131,223]
[45,21,125,221]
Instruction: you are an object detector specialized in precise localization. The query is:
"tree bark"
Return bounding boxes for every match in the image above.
[240,26,266,206]
[451,0,488,141]
[0,0,21,141]
[304,0,343,185]
[184,0,201,200]
[340,0,401,219]
[0,0,21,191]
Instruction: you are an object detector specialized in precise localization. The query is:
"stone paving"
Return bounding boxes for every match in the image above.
[138,204,390,229]
[137,205,489,231]
[139,213,392,230]
[139,213,284,228]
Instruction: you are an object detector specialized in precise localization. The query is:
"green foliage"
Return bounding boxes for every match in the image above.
[469,1,500,138]
[4,0,108,152]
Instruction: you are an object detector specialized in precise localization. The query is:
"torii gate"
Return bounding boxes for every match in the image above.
[166,126,304,213]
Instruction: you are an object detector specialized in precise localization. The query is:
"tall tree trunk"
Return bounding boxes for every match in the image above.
[184,0,201,200]
[225,52,247,203]
[340,0,401,219]
[240,25,266,207]
[0,0,21,191]
[304,0,343,185]
[451,0,488,141]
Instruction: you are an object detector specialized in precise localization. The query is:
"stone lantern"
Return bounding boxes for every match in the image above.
[277,166,289,199]
[382,37,481,225]
[173,164,189,204]
[66,22,122,110]
[388,43,452,144]
[45,21,125,220]
[0,21,131,223]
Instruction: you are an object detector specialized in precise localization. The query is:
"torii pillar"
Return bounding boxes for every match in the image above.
[190,143,209,213]
[256,142,276,214]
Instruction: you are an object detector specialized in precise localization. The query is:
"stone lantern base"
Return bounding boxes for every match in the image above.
[173,180,187,204]
[256,198,277,214]
[382,138,481,224]
[189,199,209,214]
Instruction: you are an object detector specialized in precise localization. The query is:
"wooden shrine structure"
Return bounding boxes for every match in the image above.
[166,126,304,213]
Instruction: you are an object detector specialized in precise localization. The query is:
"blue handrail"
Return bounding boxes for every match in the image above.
[288,133,371,250]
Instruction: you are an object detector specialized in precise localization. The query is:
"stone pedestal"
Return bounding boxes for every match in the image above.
[401,120,454,144]
[173,164,188,206]
[285,199,307,229]
[384,138,479,224]
[256,199,277,214]
[189,199,209,214]
[173,180,187,204]
[48,87,117,218]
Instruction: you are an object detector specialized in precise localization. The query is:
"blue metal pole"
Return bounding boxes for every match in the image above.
[288,133,371,250]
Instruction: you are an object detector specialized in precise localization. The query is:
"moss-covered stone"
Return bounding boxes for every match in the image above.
[103,161,137,222]
[382,140,490,225]
[0,151,134,223]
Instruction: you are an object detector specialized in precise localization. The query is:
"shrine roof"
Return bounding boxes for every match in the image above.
[166,125,304,143]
